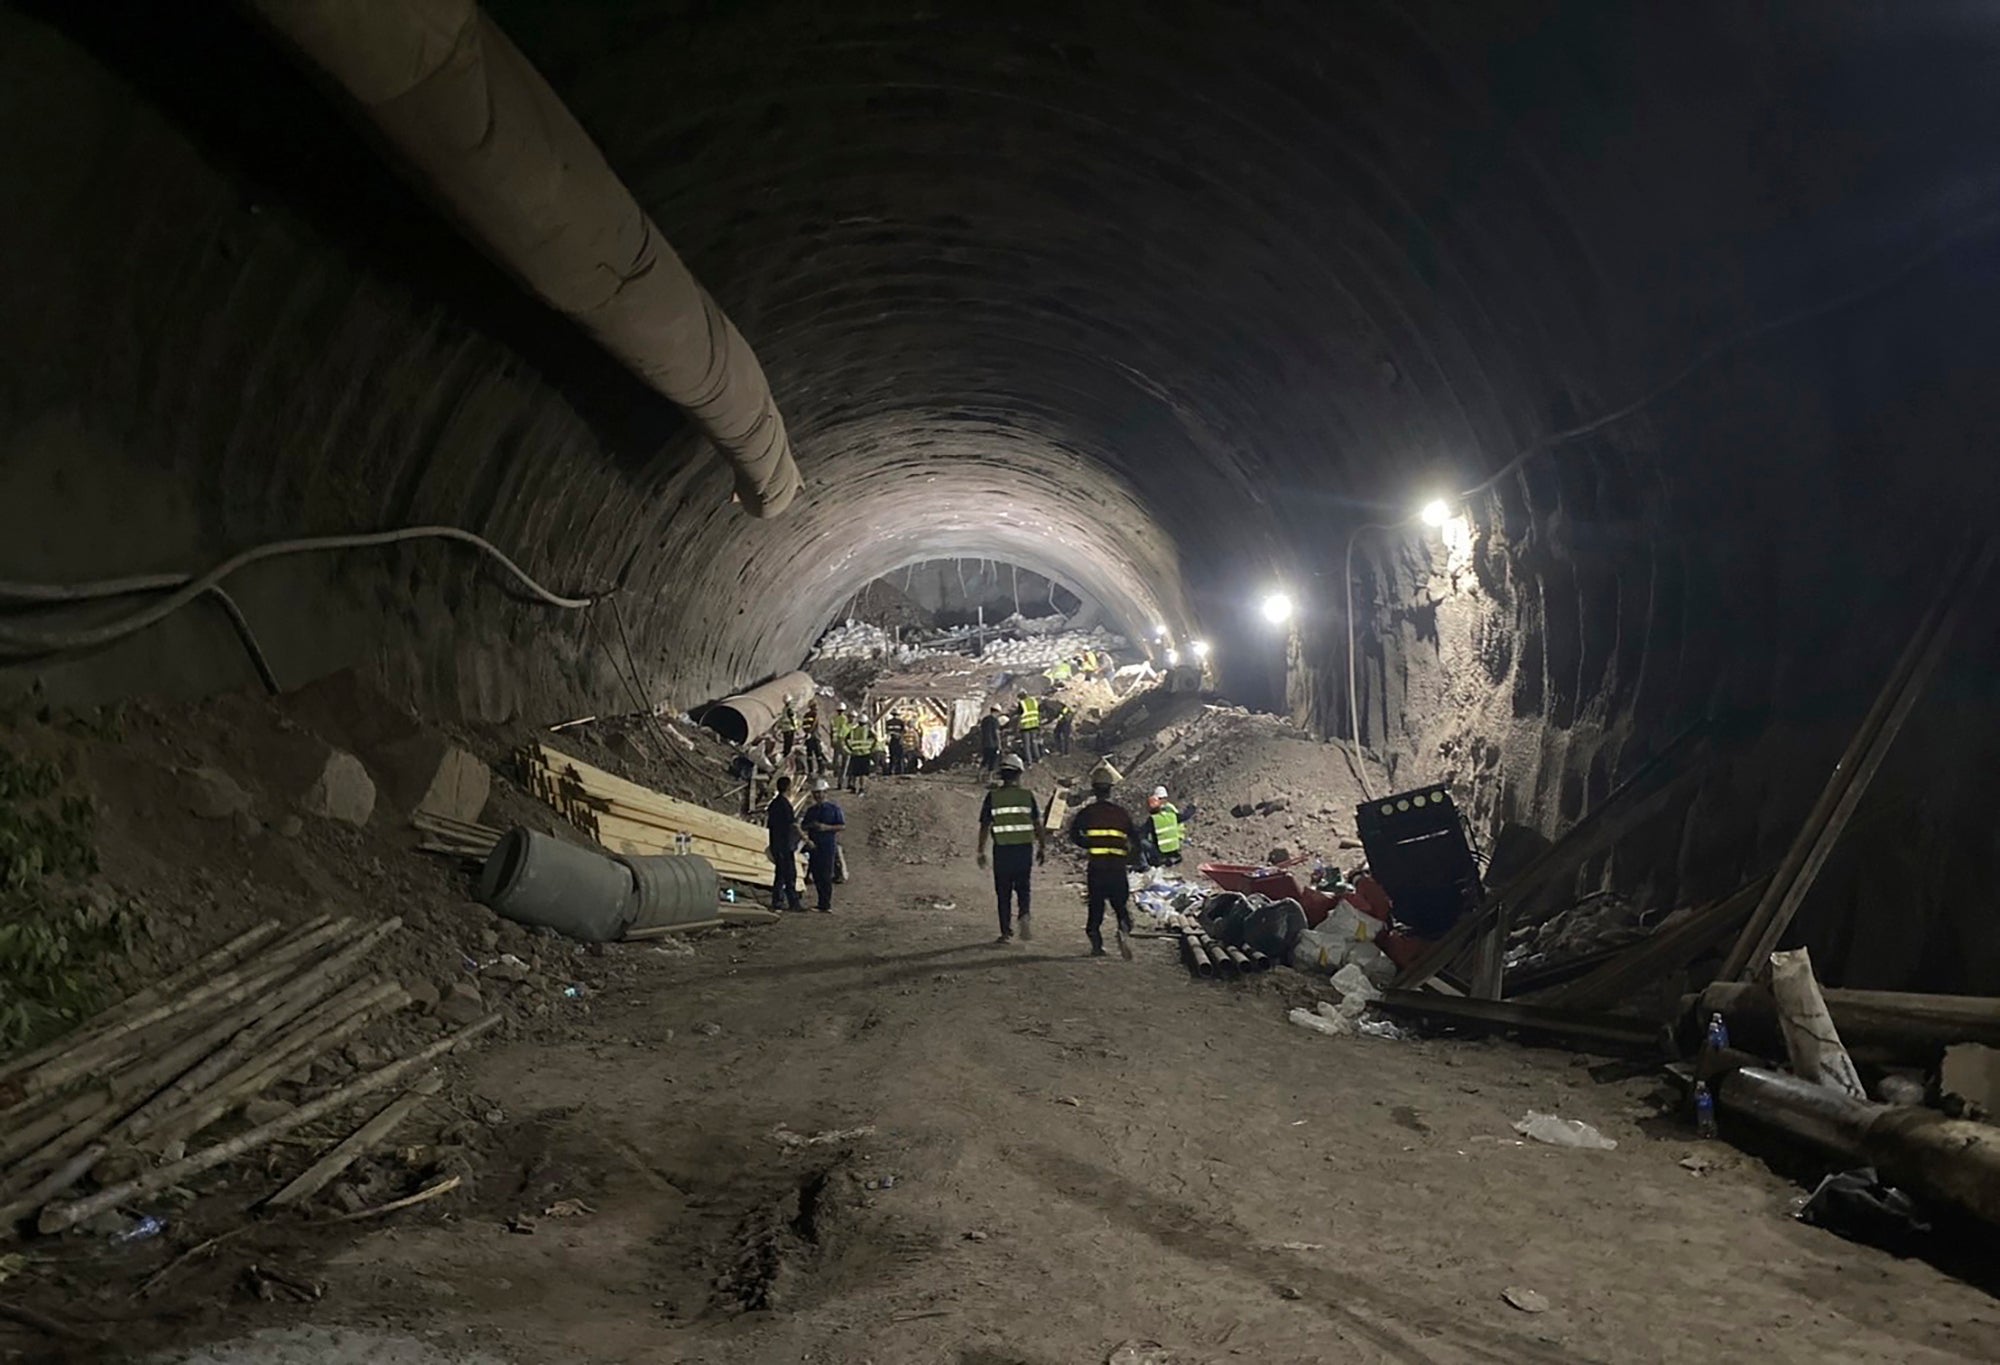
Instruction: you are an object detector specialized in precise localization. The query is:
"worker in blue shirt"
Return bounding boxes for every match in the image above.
[798,778,846,912]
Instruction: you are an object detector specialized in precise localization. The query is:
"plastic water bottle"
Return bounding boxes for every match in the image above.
[1693,1082,1717,1138]
[111,1214,166,1245]
[1705,1012,1730,1054]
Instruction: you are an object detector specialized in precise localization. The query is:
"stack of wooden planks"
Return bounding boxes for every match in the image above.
[0,917,498,1236]
[517,742,774,884]
[411,810,505,862]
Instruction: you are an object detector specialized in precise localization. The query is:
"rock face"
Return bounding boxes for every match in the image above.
[300,750,376,826]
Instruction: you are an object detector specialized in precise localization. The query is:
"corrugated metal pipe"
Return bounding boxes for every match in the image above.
[246,0,804,516]
[694,670,816,746]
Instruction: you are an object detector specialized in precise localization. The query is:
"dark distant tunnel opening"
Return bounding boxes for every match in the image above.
[5,2,2000,990]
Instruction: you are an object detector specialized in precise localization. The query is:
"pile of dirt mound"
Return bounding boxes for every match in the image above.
[1087,693,1387,870]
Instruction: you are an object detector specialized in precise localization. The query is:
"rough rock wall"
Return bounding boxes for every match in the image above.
[1299,252,2000,993]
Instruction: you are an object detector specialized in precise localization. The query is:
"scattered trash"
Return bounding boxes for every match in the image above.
[543,1198,596,1218]
[1798,1167,1931,1251]
[1679,1153,1716,1176]
[1502,1286,1550,1313]
[963,1229,989,1242]
[562,983,589,999]
[1275,1283,1303,1300]
[1289,1006,1351,1037]
[482,953,532,983]
[1055,1094,1082,1107]
[1328,962,1380,1006]
[1512,1111,1617,1150]
[696,1021,722,1036]
[651,938,696,958]
[506,1214,538,1235]
[1106,1341,1175,1365]
[109,1215,166,1246]
[1278,1240,1324,1251]
[771,1123,878,1148]
[1355,1018,1408,1041]
[867,1174,899,1190]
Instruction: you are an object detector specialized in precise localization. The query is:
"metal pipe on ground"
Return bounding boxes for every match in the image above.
[694,671,816,746]
[1718,1066,2000,1229]
[245,0,802,515]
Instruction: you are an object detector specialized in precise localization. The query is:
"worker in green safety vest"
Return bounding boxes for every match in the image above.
[1015,693,1043,765]
[843,714,878,794]
[830,702,852,786]
[1143,785,1185,868]
[976,753,1047,942]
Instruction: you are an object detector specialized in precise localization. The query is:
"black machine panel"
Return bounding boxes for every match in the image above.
[1355,785,1483,938]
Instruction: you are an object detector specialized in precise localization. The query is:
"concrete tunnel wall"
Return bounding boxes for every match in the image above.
[5,3,2000,991]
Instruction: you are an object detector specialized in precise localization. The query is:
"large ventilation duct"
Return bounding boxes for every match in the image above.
[693,671,817,747]
[246,0,804,516]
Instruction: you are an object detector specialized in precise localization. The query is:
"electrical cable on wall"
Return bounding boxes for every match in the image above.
[1339,209,2000,801]
[0,525,596,689]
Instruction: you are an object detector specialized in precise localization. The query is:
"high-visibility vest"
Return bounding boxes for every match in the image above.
[988,787,1039,845]
[1018,696,1041,730]
[1151,806,1182,854]
[1047,660,1071,682]
[845,725,876,755]
[780,703,798,733]
[1080,812,1131,860]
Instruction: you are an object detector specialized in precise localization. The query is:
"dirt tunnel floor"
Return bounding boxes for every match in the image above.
[154,771,1999,1365]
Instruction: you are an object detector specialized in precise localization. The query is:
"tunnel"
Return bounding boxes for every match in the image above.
[9,0,1999,994]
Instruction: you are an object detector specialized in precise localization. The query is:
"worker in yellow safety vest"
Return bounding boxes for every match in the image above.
[830,702,852,785]
[843,714,878,794]
[1143,785,1185,868]
[1045,657,1071,685]
[1015,693,1043,765]
[976,753,1047,943]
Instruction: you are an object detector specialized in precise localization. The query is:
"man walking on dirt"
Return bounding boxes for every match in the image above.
[978,704,1002,774]
[975,753,1046,942]
[766,774,803,911]
[1068,762,1138,958]
[799,778,845,912]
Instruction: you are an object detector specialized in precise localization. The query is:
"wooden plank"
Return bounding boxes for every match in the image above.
[1551,877,1770,1010]
[1393,722,1710,991]
[1373,990,1663,1052]
[1722,536,1995,979]
[525,743,769,847]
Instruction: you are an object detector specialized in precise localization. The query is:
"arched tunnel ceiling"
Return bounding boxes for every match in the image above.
[471,0,1998,695]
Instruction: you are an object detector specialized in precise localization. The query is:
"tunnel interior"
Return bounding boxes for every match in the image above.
[5,1,2000,993]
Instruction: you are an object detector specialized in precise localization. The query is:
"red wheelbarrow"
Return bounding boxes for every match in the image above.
[1197,858,1341,926]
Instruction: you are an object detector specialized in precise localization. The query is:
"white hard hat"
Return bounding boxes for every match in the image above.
[998,753,1026,773]
[813,777,831,792]
[837,702,848,711]
[1152,786,1169,800]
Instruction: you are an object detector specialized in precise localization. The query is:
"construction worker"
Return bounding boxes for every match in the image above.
[1068,761,1138,958]
[885,708,909,776]
[976,753,1046,942]
[766,774,803,911]
[1045,656,1072,686]
[802,698,825,776]
[978,704,1002,774]
[779,696,800,759]
[799,778,845,912]
[830,702,852,786]
[1045,694,1074,757]
[844,714,877,793]
[1015,692,1042,765]
[1142,785,1185,868]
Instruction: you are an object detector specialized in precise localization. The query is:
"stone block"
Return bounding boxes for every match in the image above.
[301,749,376,826]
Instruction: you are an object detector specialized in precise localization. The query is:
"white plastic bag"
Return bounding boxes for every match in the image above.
[1318,901,1378,944]
[1289,1006,1352,1037]
[1513,1111,1617,1150]
[1291,928,1346,970]
[1329,962,1381,1004]
[1346,939,1397,987]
